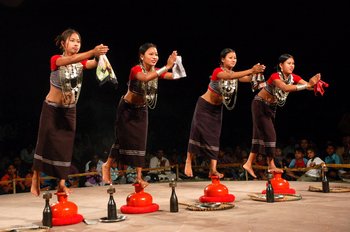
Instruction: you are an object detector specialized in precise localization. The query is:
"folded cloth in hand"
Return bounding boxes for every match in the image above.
[96,55,118,86]
[172,56,187,79]
[314,79,329,96]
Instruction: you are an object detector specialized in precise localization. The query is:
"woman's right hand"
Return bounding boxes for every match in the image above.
[308,73,321,87]
[166,50,178,70]
[93,44,109,57]
[251,63,266,74]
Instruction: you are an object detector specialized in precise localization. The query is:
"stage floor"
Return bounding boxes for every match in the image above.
[0,180,349,232]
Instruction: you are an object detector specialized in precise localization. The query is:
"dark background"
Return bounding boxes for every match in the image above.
[1,0,349,158]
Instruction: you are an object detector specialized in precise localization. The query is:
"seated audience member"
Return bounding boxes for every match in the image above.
[0,164,25,194]
[85,161,104,187]
[285,148,308,181]
[148,149,176,182]
[85,153,104,174]
[324,142,343,180]
[298,147,324,181]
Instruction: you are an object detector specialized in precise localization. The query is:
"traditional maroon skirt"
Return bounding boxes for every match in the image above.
[250,95,277,158]
[111,97,148,168]
[187,97,222,160]
[32,100,76,179]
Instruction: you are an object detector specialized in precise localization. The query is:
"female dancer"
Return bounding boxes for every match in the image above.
[102,43,180,188]
[31,28,109,196]
[243,53,321,178]
[184,48,266,179]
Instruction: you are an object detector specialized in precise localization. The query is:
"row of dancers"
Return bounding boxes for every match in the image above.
[30,28,323,197]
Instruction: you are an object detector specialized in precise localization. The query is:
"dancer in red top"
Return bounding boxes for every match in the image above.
[102,43,181,188]
[31,28,109,196]
[243,53,321,178]
[184,48,266,179]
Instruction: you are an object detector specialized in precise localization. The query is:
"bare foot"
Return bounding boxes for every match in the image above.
[102,162,111,184]
[184,161,193,177]
[209,170,224,179]
[243,163,257,179]
[56,179,72,195]
[57,185,72,196]
[136,179,149,189]
[30,173,40,197]
[268,167,284,173]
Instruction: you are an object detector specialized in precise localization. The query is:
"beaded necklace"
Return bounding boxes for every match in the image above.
[273,72,294,107]
[140,63,158,109]
[59,62,83,106]
[219,67,238,110]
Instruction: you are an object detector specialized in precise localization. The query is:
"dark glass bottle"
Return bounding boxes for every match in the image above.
[169,180,178,212]
[266,175,274,203]
[42,192,52,228]
[322,164,330,193]
[107,186,117,219]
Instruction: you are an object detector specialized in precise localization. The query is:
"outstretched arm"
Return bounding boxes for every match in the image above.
[56,44,109,69]
[217,63,266,81]
[274,73,321,92]
[136,51,178,81]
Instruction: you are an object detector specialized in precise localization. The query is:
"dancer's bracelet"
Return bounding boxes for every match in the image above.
[296,84,307,91]
[156,66,168,77]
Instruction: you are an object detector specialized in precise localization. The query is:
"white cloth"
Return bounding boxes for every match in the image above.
[305,157,324,178]
[96,54,118,85]
[172,56,186,79]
